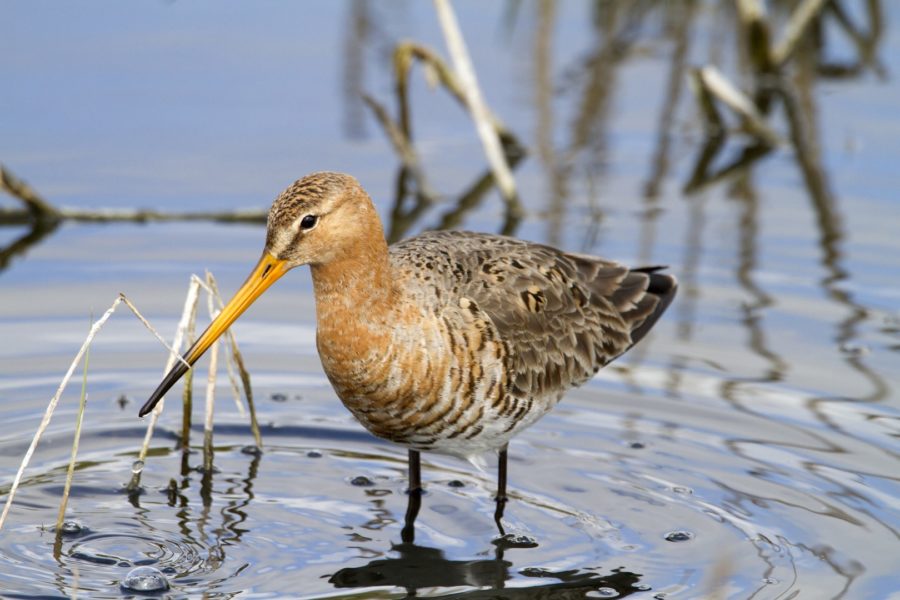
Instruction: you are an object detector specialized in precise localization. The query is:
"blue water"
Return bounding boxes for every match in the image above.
[2,2,899,598]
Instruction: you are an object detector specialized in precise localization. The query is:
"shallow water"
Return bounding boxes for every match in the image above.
[2,2,899,598]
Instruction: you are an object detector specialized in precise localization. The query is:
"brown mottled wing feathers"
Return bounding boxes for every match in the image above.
[391,231,677,399]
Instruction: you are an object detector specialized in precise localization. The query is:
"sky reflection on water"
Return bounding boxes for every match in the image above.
[1,1,899,598]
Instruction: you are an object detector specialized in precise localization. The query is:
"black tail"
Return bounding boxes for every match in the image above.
[628,266,677,347]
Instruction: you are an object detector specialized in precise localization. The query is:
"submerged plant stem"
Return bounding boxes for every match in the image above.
[203,273,219,473]
[0,297,122,532]
[56,322,91,533]
[128,281,201,490]
[207,274,262,447]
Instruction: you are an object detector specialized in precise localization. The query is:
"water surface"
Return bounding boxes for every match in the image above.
[1,2,899,598]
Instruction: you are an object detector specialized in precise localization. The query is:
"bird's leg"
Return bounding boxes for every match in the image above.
[407,448,422,493]
[402,449,422,543]
[494,444,509,534]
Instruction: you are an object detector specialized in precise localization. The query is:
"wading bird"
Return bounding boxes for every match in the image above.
[140,172,676,534]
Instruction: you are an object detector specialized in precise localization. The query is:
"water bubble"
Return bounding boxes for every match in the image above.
[431,504,457,515]
[839,342,870,356]
[763,577,779,585]
[270,392,288,402]
[629,441,646,449]
[350,476,373,487]
[58,520,86,536]
[120,566,170,593]
[306,450,323,458]
[447,479,465,488]
[653,594,667,599]
[664,530,694,542]
[240,445,263,456]
[586,588,618,598]
[131,460,144,475]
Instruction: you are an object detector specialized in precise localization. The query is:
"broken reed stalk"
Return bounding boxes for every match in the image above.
[203,273,219,473]
[1,163,265,227]
[0,207,268,226]
[0,163,60,221]
[0,275,259,528]
[55,320,91,533]
[433,0,522,220]
[362,93,437,206]
[736,0,774,72]
[181,283,201,450]
[206,274,262,448]
[206,274,247,418]
[692,66,781,146]
[126,283,198,491]
[0,298,121,532]
[772,0,829,67]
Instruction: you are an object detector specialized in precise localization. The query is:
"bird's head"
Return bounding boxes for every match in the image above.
[138,171,379,417]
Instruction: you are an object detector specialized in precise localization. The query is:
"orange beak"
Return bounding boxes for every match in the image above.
[139,251,289,417]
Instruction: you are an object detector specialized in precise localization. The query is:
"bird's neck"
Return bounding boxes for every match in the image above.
[309,236,402,406]
[309,233,396,345]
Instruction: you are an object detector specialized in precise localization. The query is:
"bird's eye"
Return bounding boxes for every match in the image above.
[300,215,318,230]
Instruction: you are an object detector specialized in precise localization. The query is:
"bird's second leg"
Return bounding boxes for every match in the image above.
[494,444,509,534]
[402,449,422,543]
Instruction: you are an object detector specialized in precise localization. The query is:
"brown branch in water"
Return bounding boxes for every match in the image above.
[367,38,526,242]
[692,66,781,145]
[362,93,438,209]
[0,164,60,221]
[0,164,267,226]
[771,0,830,68]
[433,133,526,235]
[0,207,267,226]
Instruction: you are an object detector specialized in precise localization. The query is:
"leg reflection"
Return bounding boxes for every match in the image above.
[402,449,422,543]
[494,444,509,535]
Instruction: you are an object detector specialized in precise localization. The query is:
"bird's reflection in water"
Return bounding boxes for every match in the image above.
[331,493,644,598]
[329,540,643,597]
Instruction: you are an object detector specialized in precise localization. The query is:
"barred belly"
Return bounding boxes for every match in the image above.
[320,299,554,458]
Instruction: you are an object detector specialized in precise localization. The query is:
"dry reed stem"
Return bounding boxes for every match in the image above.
[180,282,201,449]
[205,273,246,418]
[361,93,437,206]
[203,273,219,472]
[0,164,264,226]
[433,0,521,214]
[55,321,91,533]
[224,330,262,447]
[127,282,200,485]
[0,297,122,531]
[773,0,829,67]
[206,274,263,447]
[0,163,60,220]
[694,66,781,145]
